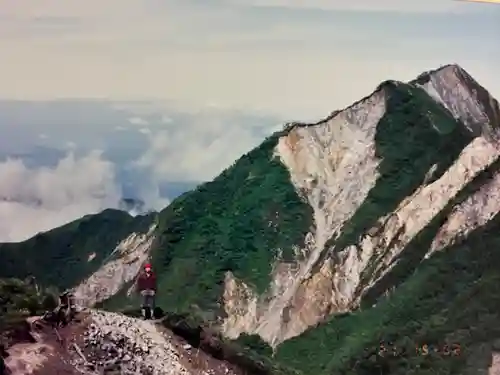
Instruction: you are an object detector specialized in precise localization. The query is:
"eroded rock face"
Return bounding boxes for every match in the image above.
[72,224,156,307]
[222,64,500,347]
[223,84,387,348]
[415,64,500,137]
[430,168,500,255]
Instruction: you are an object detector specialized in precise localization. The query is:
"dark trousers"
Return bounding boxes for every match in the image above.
[140,290,156,318]
[142,294,155,309]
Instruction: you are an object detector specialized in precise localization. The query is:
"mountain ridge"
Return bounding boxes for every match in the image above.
[0,209,156,289]
[219,62,500,347]
[286,63,500,137]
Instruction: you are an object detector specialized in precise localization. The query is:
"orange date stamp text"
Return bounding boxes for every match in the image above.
[377,341,461,357]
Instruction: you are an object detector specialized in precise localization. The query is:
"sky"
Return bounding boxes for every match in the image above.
[0,0,498,242]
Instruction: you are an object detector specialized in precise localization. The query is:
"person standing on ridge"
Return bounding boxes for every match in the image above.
[137,263,157,319]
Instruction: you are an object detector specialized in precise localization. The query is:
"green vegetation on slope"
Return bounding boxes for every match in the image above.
[0,209,155,290]
[207,82,499,375]
[319,82,475,295]
[271,143,500,375]
[276,215,500,374]
[151,134,313,314]
[332,82,471,252]
[0,277,58,338]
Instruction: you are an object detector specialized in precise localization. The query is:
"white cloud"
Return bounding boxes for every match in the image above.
[0,151,121,242]
[0,100,220,242]
[65,141,77,149]
[128,116,149,126]
[161,116,173,124]
[0,146,172,242]
[133,107,275,181]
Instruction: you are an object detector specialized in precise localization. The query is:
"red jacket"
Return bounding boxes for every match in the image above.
[137,271,157,291]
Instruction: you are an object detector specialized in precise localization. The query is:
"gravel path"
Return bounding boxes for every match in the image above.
[75,310,190,375]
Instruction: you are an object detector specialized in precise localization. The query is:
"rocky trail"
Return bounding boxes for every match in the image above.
[1,308,263,375]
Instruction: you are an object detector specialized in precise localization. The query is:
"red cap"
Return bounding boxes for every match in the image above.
[144,263,152,270]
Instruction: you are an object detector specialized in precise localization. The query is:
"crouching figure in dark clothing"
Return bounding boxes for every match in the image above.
[136,263,157,319]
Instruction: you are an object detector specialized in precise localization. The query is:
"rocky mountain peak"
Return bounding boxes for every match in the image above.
[414,63,500,138]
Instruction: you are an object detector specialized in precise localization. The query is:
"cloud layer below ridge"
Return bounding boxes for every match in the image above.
[0,151,120,242]
[0,100,282,242]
